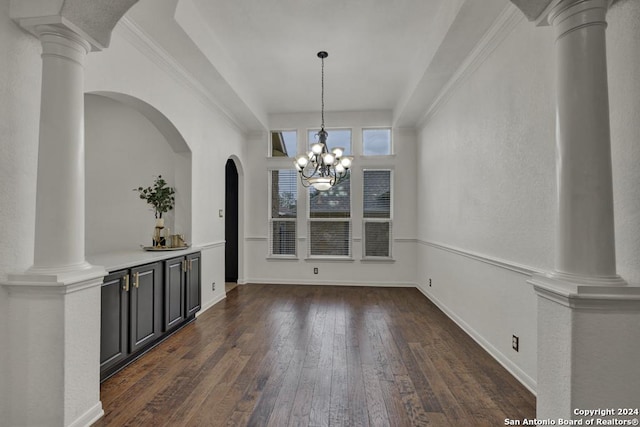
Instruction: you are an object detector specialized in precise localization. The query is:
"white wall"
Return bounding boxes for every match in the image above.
[85,94,190,254]
[83,20,248,317]
[245,111,417,286]
[0,3,41,419]
[416,1,640,393]
[417,14,555,391]
[608,0,640,286]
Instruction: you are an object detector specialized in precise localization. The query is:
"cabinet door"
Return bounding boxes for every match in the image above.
[100,270,129,373]
[164,256,185,330]
[129,262,163,353]
[185,252,201,317]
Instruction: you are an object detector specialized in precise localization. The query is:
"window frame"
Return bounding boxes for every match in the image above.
[269,129,298,158]
[362,168,393,259]
[307,174,353,259]
[268,168,298,258]
[362,127,393,156]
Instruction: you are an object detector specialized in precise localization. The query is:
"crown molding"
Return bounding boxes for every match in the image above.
[418,4,524,128]
[115,16,246,135]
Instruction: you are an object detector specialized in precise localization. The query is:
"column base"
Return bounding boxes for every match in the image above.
[3,265,106,427]
[529,274,640,421]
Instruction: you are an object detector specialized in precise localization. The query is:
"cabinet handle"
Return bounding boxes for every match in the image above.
[133,272,139,288]
[189,259,193,271]
[122,274,130,292]
[182,259,187,272]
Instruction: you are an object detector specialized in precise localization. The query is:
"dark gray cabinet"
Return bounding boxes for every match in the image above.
[100,270,129,374]
[129,263,163,352]
[164,256,185,330]
[186,252,201,317]
[164,252,201,331]
[100,262,162,380]
[100,253,201,381]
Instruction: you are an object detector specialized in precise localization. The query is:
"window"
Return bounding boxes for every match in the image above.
[269,170,297,256]
[271,131,297,157]
[363,170,392,257]
[363,128,391,155]
[308,129,352,155]
[308,175,351,257]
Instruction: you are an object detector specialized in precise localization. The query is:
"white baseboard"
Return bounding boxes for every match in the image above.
[196,293,226,317]
[69,401,104,427]
[244,279,417,288]
[416,284,537,395]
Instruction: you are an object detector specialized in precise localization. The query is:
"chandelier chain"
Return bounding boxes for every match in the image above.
[321,54,325,130]
[294,51,352,191]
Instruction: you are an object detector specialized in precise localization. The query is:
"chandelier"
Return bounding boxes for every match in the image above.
[294,51,353,191]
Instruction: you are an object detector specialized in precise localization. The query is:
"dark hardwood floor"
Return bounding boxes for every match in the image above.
[95,284,535,426]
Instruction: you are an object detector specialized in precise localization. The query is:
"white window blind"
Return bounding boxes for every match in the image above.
[270,170,297,256]
[363,170,392,257]
[308,175,351,257]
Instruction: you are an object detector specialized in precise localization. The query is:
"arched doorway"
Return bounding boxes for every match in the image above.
[225,159,239,285]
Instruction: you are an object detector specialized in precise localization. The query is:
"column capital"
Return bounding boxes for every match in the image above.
[511,0,615,26]
[12,15,103,52]
[548,0,609,39]
[35,24,92,65]
[10,0,139,51]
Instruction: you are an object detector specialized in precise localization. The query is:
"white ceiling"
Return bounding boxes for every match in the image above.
[190,0,446,115]
[125,0,511,130]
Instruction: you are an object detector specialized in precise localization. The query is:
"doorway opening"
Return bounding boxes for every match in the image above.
[225,159,239,291]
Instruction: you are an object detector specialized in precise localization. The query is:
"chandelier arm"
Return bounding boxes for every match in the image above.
[299,162,320,179]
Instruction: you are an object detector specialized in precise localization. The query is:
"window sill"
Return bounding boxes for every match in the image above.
[266,256,299,261]
[304,257,355,263]
[361,258,396,263]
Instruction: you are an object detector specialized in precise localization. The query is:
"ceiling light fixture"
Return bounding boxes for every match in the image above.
[294,51,353,191]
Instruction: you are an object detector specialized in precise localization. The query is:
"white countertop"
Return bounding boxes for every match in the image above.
[87,246,201,272]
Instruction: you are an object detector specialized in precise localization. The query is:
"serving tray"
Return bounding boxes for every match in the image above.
[142,245,190,252]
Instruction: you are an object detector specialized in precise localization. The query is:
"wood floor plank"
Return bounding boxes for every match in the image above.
[97,285,536,426]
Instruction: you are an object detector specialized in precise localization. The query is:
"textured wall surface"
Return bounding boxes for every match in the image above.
[418,18,556,268]
[85,94,188,254]
[84,23,247,305]
[608,0,640,286]
[416,16,556,389]
[0,3,41,419]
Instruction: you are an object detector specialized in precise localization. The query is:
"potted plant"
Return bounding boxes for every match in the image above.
[134,175,176,228]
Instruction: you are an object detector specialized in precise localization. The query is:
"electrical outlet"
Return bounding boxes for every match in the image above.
[512,335,519,352]
[313,267,318,274]
[429,278,432,287]
[212,282,216,291]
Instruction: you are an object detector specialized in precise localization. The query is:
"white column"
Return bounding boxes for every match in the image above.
[31,25,92,272]
[550,0,623,285]
[4,23,106,427]
[526,0,640,421]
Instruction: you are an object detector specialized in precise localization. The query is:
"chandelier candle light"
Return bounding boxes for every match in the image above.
[294,51,353,191]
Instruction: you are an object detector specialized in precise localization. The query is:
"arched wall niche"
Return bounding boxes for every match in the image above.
[85,91,192,255]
